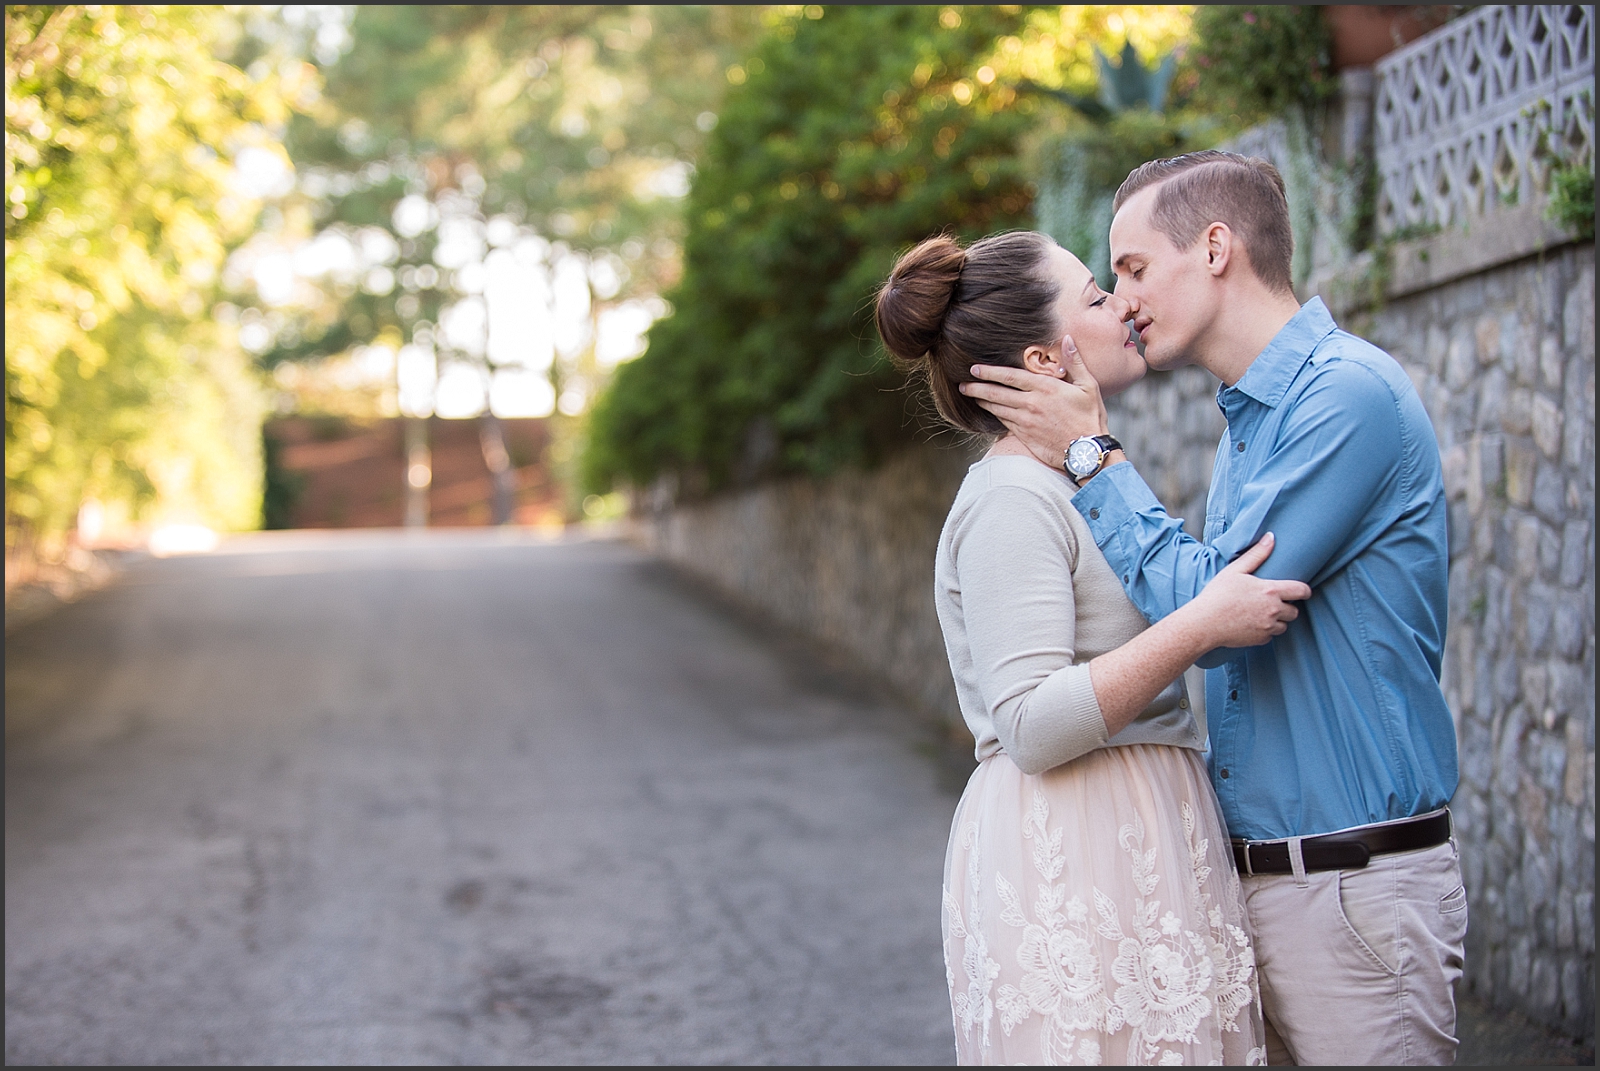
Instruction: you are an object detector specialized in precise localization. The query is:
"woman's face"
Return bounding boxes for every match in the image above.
[1029,243,1145,396]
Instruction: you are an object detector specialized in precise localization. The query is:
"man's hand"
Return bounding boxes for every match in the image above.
[960,335,1111,469]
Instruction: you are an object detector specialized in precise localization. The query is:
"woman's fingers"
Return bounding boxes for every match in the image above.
[1224,531,1275,575]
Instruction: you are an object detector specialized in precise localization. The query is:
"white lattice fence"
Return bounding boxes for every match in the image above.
[1374,5,1595,235]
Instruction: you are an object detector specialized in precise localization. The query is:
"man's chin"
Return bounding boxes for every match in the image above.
[1141,345,1189,372]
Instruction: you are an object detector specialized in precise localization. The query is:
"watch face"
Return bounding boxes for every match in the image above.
[1066,438,1101,476]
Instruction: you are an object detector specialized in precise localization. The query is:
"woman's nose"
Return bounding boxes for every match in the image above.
[1112,293,1137,319]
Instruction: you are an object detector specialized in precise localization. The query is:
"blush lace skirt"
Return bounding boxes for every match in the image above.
[942,744,1267,1065]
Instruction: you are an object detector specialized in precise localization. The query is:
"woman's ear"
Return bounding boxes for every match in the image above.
[1021,344,1067,378]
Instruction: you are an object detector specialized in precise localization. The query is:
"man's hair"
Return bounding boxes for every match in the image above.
[1113,150,1294,293]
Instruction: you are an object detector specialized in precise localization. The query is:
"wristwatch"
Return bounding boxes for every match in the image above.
[1063,434,1122,486]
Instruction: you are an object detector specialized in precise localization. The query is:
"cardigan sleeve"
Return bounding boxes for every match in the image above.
[948,483,1109,774]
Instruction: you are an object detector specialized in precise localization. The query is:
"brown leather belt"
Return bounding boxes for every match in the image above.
[1231,809,1451,876]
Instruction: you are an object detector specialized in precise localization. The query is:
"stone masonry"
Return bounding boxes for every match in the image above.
[1352,242,1596,1034]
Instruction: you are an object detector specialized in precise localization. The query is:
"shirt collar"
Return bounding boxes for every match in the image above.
[1223,297,1338,409]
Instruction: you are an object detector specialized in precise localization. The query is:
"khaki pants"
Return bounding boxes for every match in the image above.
[1242,838,1468,1065]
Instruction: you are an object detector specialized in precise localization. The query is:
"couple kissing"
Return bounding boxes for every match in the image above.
[876,150,1465,1066]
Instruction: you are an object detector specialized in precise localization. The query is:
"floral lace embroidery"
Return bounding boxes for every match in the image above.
[944,820,1000,1050]
[946,791,1268,1066]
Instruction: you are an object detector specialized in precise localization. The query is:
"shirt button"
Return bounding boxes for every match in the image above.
[1230,690,1239,700]
[1220,768,1231,779]
[1089,508,1100,519]
[1123,575,1130,584]
[1236,441,1247,452]
[1179,698,1189,709]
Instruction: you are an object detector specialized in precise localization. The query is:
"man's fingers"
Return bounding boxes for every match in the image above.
[966,363,1043,389]
[1060,335,1095,385]
[967,363,1045,390]
[959,379,1032,407]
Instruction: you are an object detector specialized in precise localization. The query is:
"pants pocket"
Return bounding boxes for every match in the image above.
[1336,866,1401,976]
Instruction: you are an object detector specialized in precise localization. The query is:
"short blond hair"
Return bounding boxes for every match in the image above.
[1114,150,1294,293]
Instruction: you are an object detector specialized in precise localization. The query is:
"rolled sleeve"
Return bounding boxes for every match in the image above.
[1074,461,1230,627]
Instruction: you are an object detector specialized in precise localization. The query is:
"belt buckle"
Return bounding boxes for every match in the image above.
[1241,839,1260,877]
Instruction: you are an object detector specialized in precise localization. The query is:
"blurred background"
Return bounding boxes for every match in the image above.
[5,5,1594,1064]
[8,3,1430,566]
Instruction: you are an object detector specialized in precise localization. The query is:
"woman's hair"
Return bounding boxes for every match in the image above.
[875,231,1060,436]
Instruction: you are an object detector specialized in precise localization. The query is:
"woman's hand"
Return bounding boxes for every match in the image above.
[1185,533,1312,649]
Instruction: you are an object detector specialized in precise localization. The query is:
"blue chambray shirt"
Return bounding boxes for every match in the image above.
[1074,298,1459,841]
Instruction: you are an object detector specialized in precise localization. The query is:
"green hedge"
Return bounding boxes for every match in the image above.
[582,6,1037,495]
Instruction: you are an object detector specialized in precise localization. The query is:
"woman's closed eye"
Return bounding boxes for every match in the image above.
[1089,295,1108,308]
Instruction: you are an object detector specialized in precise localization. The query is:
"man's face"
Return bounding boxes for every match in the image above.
[1109,185,1215,372]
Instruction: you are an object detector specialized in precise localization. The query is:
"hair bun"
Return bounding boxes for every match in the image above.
[875,236,966,366]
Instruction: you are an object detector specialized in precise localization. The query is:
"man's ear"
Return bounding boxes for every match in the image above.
[1021,345,1066,378]
[1204,222,1234,278]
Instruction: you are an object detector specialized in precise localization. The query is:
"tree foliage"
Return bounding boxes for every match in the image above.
[1024,9,1210,287]
[1185,5,1335,122]
[5,5,298,556]
[250,6,764,380]
[582,5,1041,495]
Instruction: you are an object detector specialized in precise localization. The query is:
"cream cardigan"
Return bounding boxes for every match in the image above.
[935,455,1203,774]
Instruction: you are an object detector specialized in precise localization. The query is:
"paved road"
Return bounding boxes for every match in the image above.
[5,531,959,1065]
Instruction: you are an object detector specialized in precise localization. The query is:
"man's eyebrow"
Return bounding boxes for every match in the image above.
[1113,250,1145,271]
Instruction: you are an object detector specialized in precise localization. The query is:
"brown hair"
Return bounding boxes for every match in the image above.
[875,231,1059,436]
[1113,150,1294,293]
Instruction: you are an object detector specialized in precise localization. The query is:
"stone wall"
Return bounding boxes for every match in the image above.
[638,442,976,725]
[1348,240,1596,1035]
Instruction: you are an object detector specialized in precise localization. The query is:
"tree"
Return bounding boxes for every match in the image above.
[582,5,1042,496]
[5,5,299,564]
[236,6,766,521]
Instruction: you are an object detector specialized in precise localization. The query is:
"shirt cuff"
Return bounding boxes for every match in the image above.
[1071,461,1165,548]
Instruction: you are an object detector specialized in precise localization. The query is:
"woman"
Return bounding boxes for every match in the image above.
[876,232,1309,1065]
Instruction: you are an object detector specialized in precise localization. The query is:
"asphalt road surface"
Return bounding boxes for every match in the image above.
[5,530,960,1065]
[8,529,1591,1066]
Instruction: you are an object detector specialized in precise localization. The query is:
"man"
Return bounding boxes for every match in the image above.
[961,150,1467,1065]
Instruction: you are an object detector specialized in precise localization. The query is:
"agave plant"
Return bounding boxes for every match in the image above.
[1026,41,1190,286]
[1020,39,1179,124]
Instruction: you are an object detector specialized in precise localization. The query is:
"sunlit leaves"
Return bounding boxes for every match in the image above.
[5,6,293,549]
[583,5,1038,494]
[263,5,766,366]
